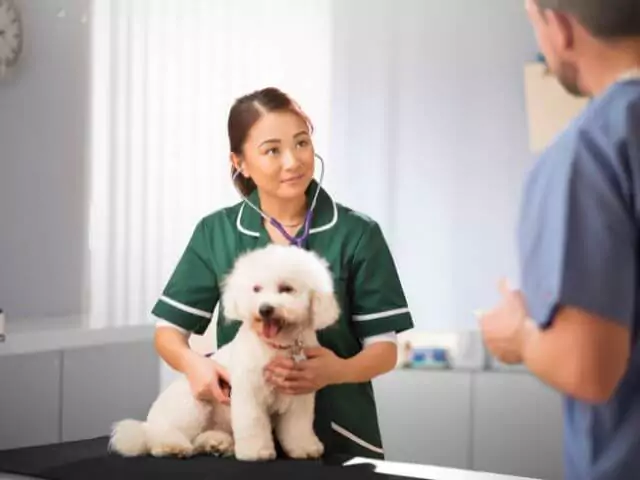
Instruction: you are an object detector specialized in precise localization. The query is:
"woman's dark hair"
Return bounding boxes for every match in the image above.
[228,87,314,196]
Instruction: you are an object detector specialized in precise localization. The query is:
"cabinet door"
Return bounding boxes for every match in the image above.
[61,341,160,442]
[472,372,564,480]
[373,369,472,469]
[0,351,62,449]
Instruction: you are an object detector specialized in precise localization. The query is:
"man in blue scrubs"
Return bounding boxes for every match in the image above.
[478,0,640,479]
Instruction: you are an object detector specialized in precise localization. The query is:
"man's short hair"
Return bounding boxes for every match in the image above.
[535,0,640,38]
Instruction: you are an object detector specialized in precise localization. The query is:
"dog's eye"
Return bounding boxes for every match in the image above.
[278,284,294,294]
[253,285,262,293]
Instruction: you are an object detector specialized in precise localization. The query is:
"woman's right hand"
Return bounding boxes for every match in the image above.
[184,353,231,405]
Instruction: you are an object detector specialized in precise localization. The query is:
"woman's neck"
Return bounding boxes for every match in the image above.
[258,192,307,227]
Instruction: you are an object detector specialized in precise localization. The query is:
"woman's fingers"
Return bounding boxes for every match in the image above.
[266,366,308,384]
[266,357,298,372]
[215,362,231,383]
[210,379,230,405]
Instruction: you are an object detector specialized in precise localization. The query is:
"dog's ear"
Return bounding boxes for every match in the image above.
[311,290,341,331]
[220,274,243,323]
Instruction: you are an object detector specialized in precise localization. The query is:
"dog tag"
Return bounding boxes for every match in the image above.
[292,351,306,363]
[291,339,306,363]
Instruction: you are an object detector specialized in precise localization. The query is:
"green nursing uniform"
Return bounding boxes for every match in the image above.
[152,181,414,459]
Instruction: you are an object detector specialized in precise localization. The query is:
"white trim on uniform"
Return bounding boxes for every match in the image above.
[331,422,385,455]
[159,295,212,319]
[362,331,398,347]
[155,319,190,337]
[236,203,260,237]
[353,307,410,322]
[235,190,338,237]
[309,195,338,233]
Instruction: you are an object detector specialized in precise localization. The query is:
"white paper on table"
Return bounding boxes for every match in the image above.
[343,457,541,480]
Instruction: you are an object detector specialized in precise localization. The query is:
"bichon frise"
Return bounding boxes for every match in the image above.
[109,244,341,461]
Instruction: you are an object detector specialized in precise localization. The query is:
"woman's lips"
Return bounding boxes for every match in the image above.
[281,174,304,184]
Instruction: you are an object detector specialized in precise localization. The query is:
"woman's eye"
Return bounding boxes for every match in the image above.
[297,140,309,148]
[278,284,294,294]
[266,148,279,156]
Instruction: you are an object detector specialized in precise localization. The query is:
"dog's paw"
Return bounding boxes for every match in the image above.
[282,435,324,459]
[234,439,277,462]
[236,447,277,462]
[150,440,194,459]
[194,430,234,456]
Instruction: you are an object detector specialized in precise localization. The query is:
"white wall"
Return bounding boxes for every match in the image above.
[0,0,91,320]
[329,0,539,331]
[1,0,538,336]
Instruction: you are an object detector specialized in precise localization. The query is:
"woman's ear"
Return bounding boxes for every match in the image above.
[230,153,249,178]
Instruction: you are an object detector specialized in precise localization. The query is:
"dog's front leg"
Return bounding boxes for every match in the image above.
[231,387,276,461]
[276,394,324,459]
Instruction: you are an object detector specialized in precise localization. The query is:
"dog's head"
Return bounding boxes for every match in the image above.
[221,244,340,345]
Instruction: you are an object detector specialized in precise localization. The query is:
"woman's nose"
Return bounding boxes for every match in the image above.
[282,149,300,169]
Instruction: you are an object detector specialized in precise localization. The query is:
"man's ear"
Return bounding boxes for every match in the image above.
[311,290,340,331]
[546,9,575,52]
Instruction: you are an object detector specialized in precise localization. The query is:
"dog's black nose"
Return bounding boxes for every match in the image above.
[259,304,275,319]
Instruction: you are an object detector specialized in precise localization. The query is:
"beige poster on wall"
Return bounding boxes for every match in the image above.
[524,62,589,153]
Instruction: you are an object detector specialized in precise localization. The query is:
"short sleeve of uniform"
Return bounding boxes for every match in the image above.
[519,127,636,331]
[151,220,219,335]
[350,221,414,337]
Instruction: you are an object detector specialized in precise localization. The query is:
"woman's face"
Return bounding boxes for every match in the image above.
[234,110,315,200]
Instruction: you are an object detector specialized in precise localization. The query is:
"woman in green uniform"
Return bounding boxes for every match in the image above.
[152,87,413,460]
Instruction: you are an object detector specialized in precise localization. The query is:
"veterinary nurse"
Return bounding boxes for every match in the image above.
[151,87,414,459]
[478,0,640,479]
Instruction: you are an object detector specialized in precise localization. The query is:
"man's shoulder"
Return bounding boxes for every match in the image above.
[536,82,640,177]
[568,81,640,150]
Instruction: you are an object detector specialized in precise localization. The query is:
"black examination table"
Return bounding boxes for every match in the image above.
[0,437,419,480]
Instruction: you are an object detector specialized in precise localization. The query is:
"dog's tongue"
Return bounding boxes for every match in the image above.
[263,321,280,339]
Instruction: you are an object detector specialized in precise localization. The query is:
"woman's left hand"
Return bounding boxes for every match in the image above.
[264,346,346,395]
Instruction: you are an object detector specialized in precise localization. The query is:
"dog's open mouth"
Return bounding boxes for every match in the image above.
[261,316,285,339]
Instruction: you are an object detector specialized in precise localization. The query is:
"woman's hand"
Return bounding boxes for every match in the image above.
[183,353,231,405]
[264,347,346,395]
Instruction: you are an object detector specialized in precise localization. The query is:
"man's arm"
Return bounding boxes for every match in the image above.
[516,118,637,404]
[522,306,630,403]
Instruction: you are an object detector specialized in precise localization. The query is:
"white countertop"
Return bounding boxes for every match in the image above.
[0,315,155,356]
[344,457,540,480]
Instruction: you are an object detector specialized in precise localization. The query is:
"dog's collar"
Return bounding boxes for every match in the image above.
[265,337,306,363]
[265,340,294,350]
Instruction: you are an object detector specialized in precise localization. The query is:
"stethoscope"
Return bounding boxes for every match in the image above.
[232,153,326,247]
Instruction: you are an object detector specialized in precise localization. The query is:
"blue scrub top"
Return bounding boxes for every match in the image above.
[518,77,640,480]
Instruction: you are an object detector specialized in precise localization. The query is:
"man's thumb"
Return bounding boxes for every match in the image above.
[499,277,512,297]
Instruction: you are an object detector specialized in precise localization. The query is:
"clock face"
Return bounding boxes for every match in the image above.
[0,0,22,68]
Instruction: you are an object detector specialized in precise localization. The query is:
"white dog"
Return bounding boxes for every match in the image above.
[109,244,341,461]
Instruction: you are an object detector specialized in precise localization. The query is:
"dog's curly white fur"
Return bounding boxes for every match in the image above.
[109,244,341,461]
